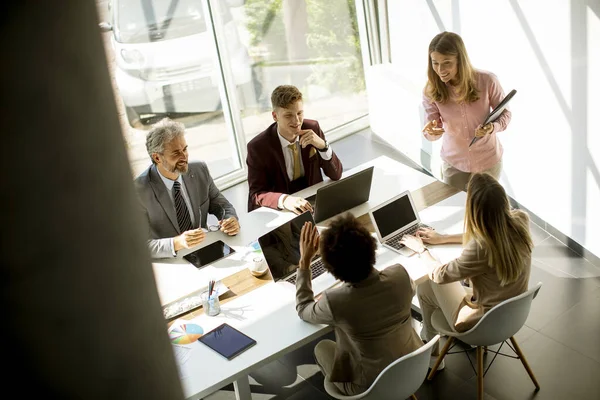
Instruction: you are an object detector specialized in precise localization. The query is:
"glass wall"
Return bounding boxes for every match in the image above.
[227,0,369,141]
[97,0,369,182]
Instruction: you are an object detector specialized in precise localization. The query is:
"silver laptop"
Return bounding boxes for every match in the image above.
[305,167,374,223]
[258,211,336,293]
[368,191,431,254]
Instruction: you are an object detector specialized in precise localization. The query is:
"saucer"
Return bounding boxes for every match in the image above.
[250,266,268,277]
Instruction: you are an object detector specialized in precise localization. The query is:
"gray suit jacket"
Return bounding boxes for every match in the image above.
[134,162,238,258]
[296,264,422,390]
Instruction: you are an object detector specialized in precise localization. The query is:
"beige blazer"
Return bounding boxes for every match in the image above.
[432,236,532,332]
[296,264,422,389]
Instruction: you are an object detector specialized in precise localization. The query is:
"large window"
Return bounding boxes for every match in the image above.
[98,0,369,183]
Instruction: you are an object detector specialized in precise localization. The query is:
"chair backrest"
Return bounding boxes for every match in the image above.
[459,282,542,346]
[360,335,440,400]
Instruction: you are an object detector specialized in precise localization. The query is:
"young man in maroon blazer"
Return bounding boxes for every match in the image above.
[246,85,343,212]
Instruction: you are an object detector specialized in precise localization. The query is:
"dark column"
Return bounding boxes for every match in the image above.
[0,1,183,398]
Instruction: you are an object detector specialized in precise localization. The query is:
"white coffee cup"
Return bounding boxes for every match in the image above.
[249,256,268,277]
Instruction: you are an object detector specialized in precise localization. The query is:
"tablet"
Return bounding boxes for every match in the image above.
[198,323,257,360]
[470,89,516,147]
[483,89,517,125]
[183,240,235,269]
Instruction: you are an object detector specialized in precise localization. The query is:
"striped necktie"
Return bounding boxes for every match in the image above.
[173,180,193,233]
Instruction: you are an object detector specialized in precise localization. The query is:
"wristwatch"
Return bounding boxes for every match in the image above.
[319,140,329,152]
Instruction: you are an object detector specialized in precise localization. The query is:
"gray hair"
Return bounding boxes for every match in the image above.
[145,118,186,163]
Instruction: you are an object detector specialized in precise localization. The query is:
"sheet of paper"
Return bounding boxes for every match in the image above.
[153,262,211,306]
[172,345,192,379]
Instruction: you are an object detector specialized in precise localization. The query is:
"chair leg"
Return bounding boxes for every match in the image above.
[509,336,540,390]
[427,337,454,380]
[484,345,488,355]
[477,346,484,400]
[410,395,418,400]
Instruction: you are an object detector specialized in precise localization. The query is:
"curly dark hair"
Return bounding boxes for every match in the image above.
[319,213,377,284]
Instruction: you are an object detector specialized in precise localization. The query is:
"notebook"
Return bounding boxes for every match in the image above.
[368,191,430,255]
[258,211,336,294]
[305,166,374,223]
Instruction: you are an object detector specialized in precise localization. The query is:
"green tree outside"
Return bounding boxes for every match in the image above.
[244,0,365,94]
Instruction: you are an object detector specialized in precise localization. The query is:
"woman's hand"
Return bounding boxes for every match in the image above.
[400,235,426,254]
[416,227,445,244]
[475,123,494,137]
[299,222,319,270]
[422,120,445,137]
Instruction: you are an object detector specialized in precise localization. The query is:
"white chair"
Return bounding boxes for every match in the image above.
[323,335,440,400]
[428,282,543,400]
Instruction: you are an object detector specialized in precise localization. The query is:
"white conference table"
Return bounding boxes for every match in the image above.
[153,156,466,399]
[153,155,448,305]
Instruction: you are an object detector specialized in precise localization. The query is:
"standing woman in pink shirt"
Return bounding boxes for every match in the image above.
[422,32,511,190]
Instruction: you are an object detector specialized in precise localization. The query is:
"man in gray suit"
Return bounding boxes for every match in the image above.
[296,214,422,395]
[135,118,240,258]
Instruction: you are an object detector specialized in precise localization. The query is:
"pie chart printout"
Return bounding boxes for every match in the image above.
[170,323,204,344]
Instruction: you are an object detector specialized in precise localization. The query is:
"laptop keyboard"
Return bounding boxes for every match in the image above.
[384,223,431,251]
[285,257,327,284]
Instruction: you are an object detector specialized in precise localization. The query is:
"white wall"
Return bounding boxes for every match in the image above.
[367,0,600,256]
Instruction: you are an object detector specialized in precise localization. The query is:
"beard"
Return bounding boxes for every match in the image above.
[165,160,188,174]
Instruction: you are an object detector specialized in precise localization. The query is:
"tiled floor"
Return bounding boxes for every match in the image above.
[209,129,600,400]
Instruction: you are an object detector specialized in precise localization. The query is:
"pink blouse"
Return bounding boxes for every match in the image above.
[422,70,511,173]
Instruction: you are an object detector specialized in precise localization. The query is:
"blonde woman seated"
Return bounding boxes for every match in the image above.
[401,173,533,360]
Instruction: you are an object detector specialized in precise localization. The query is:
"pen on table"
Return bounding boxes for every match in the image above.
[208,280,214,297]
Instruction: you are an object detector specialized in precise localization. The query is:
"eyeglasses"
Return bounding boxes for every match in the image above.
[201,205,225,232]
[207,223,221,232]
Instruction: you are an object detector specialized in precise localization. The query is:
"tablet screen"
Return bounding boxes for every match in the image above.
[198,323,257,360]
[183,240,235,269]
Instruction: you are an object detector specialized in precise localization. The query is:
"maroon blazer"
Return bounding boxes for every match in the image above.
[246,119,343,211]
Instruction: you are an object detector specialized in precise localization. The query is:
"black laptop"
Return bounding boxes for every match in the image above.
[305,166,374,223]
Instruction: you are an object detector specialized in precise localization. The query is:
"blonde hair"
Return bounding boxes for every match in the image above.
[464,174,533,286]
[271,85,303,109]
[424,32,479,104]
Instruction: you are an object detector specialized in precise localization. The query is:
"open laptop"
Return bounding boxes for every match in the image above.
[258,211,337,294]
[368,191,431,254]
[305,166,374,223]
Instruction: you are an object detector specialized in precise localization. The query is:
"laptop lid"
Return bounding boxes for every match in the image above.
[258,211,315,282]
[369,191,420,242]
[311,166,374,223]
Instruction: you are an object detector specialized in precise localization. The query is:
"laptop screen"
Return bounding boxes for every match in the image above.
[313,166,374,223]
[258,211,314,281]
[372,194,417,238]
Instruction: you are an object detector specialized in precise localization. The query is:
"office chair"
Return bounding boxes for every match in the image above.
[323,335,440,400]
[428,282,543,400]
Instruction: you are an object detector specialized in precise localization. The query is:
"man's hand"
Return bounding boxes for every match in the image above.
[299,129,326,149]
[475,123,494,137]
[219,217,240,236]
[299,222,319,270]
[422,120,445,137]
[283,195,313,214]
[415,227,444,244]
[400,234,426,254]
[173,229,206,251]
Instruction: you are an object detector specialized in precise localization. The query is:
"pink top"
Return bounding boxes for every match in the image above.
[422,70,511,173]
